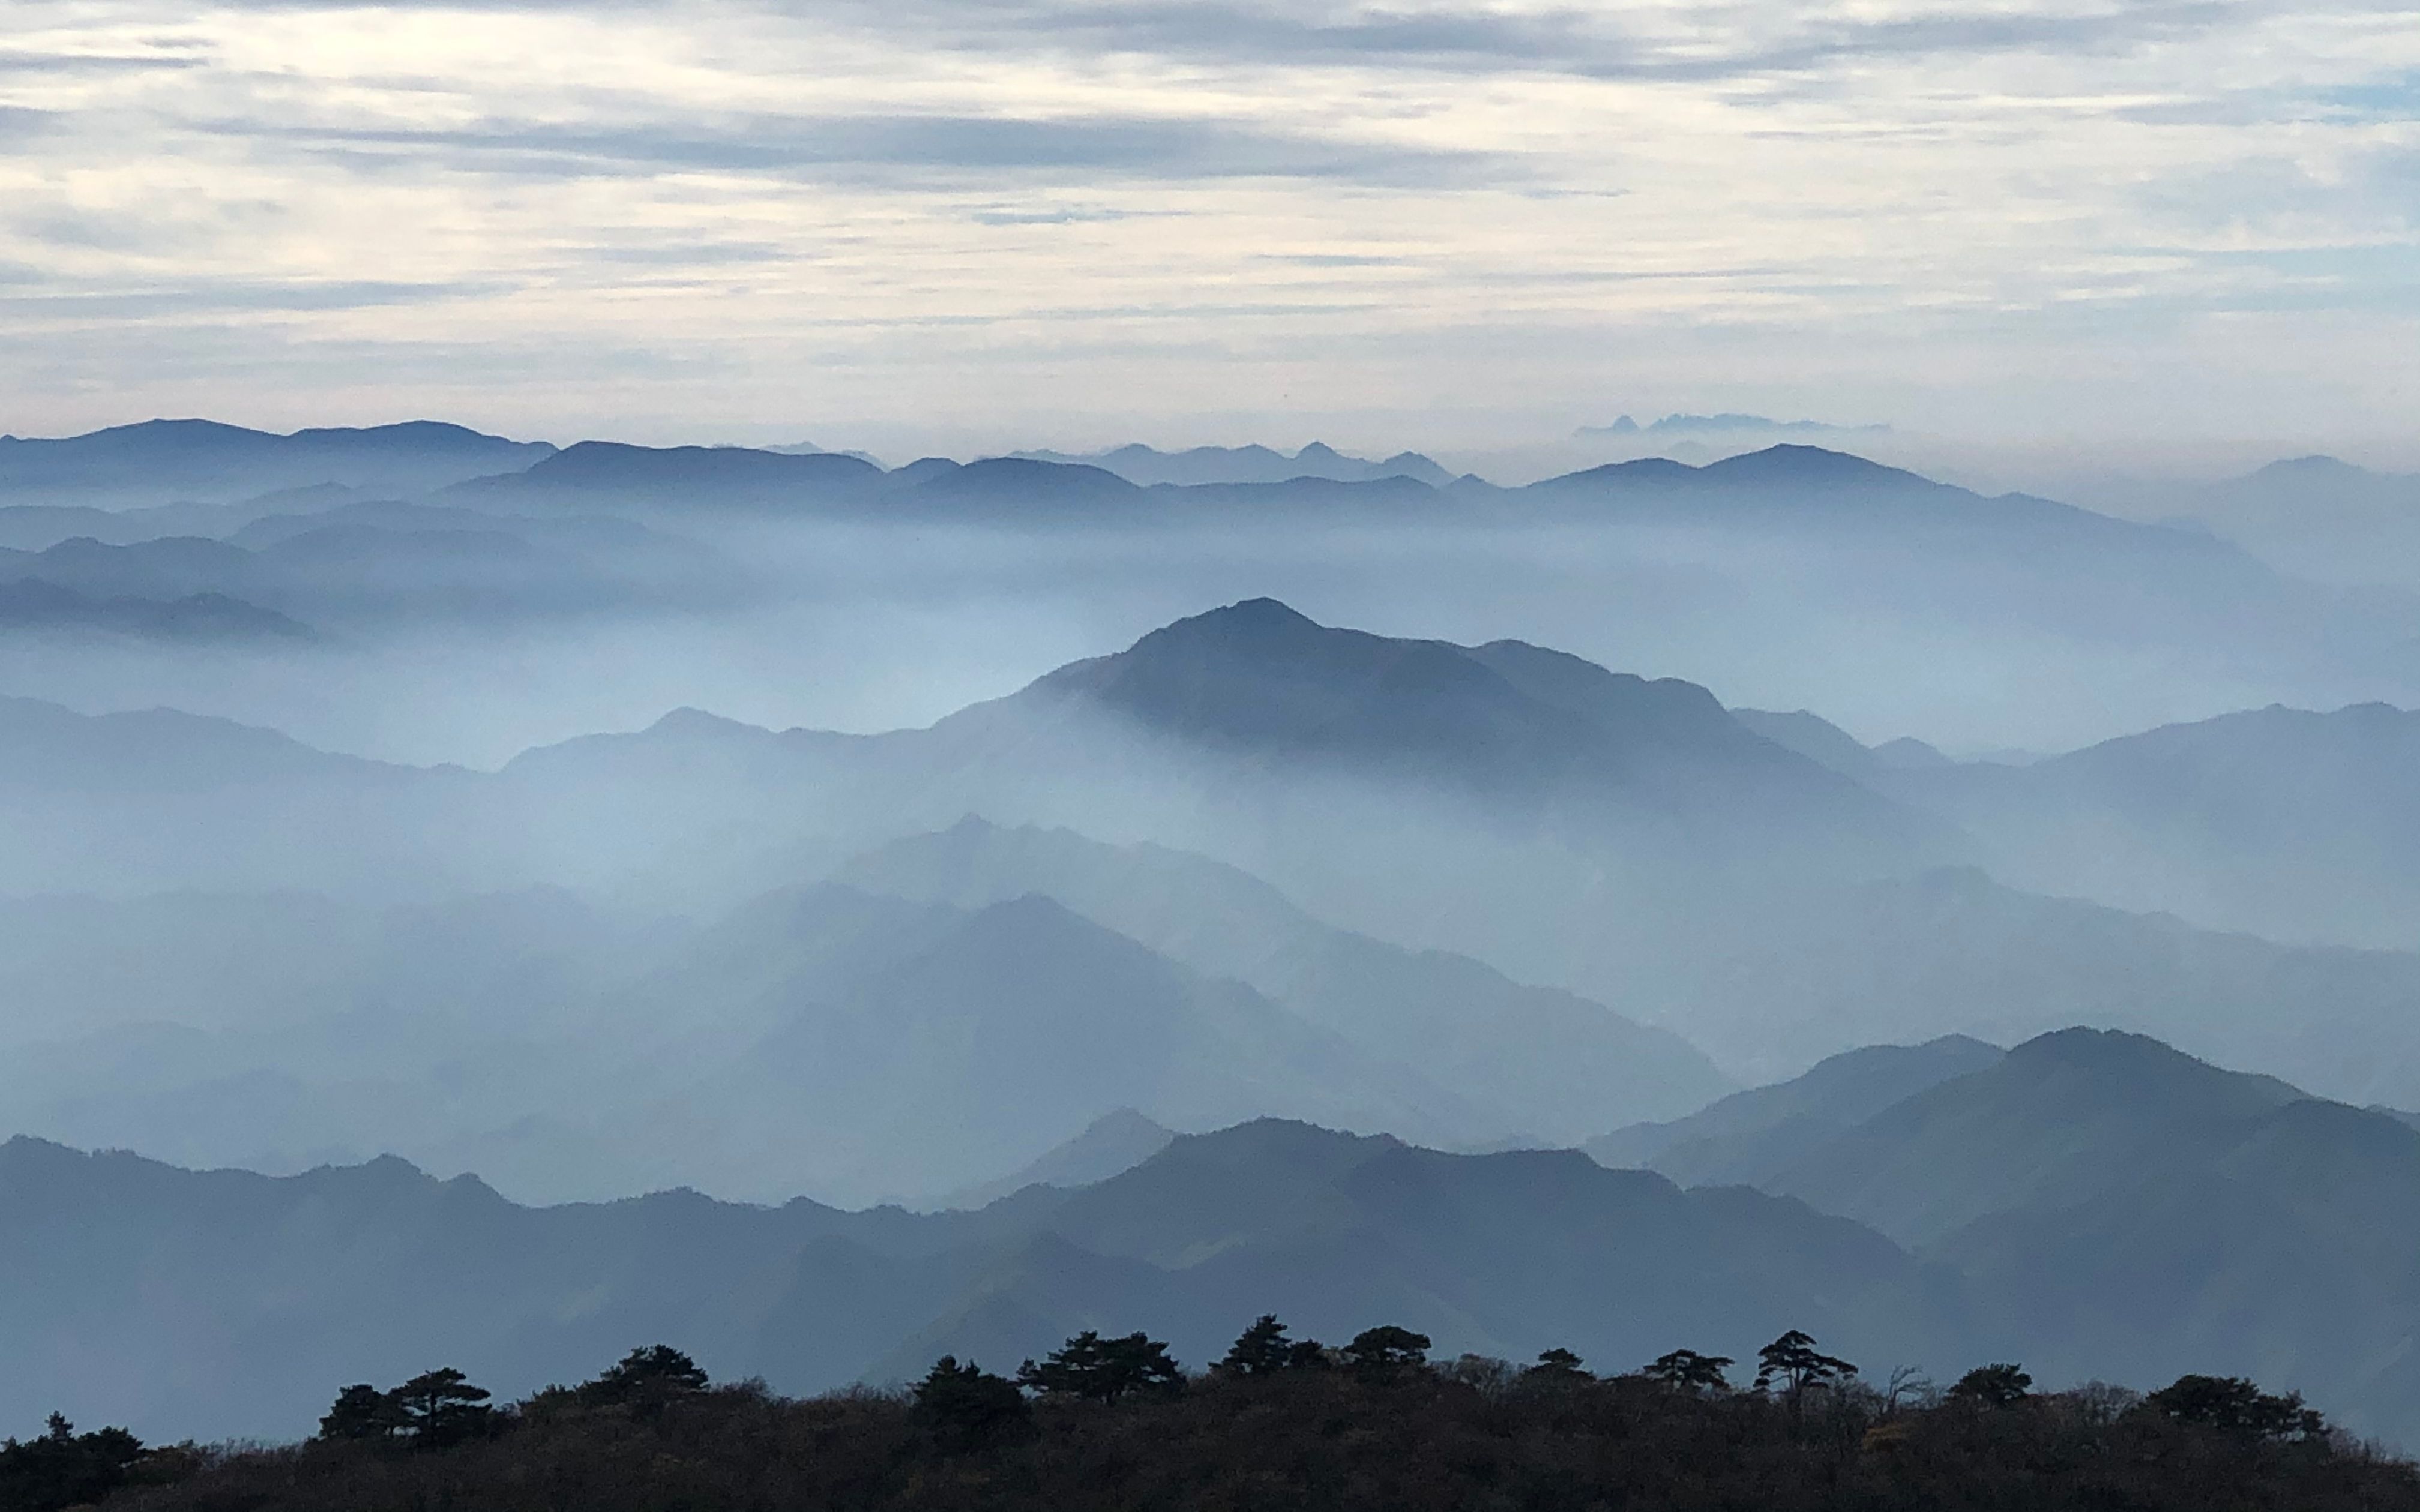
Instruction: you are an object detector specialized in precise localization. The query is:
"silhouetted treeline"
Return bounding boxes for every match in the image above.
[17,1326,2418,1512]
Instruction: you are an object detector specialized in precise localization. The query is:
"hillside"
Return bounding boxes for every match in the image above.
[0,1119,1944,1443]
[837,817,1731,1138]
[67,1359,2420,1512]
[0,421,553,504]
[1895,701,2420,948]
[1589,1035,2003,1184]
[1606,1028,2420,1441]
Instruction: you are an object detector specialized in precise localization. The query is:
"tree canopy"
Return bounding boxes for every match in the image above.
[1644,1349,1735,1394]
[912,1357,1030,1451]
[1756,1332,1858,1399]
[1016,1331,1184,1405]
[1343,1325,1432,1384]
[1949,1364,2034,1408]
[2145,1375,2328,1441]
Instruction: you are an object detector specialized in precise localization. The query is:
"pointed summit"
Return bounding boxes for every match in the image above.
[998,601,1921,854]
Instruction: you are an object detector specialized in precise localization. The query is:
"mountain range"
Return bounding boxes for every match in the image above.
[16,1026,2420,1450]
[1011,441,1457,488]
[1886,701,2420,949]
[7,598,2420,1115]
[1588,1028,2420,1427]
[0,421,553,504]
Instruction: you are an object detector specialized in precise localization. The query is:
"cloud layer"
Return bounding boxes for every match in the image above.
[0,0,2413,456]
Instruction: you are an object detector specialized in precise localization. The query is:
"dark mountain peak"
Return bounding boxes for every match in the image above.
[1698,444,1928,489]
[1587,1031,2003,1182]
[995,601,1925,842]
[885,456,962,485]
[323,1151,435,1187]
[75,418,266,449]
[2004,1024,2203,1071]
[519,440,882,492]
[1057,1112,1387,1195]
[1880,1026,2306,1139]
[1295,441,1346,461]
[1149,595,1322,646]
[0,1133,81,1168]
[1542,455,1699,489]
[1463,637,1733,733]
[287,420,543,451]
[1028,599,1536,763]
[911,456,1140,504]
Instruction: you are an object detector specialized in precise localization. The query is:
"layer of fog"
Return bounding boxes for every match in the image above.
[0,509,2407,768]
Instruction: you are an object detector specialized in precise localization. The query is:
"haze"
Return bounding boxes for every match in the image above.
[6,0,2420,1494]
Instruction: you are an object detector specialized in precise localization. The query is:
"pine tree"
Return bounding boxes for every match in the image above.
[390,1369,493,1446]
[1016,1331,1183,1405]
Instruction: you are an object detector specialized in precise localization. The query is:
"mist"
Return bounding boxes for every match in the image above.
[7,423,2420,1465]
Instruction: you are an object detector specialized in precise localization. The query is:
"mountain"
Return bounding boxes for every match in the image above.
[0,697,499,899]
[935,1109,1176,1211]
[1756,1030,2420,1436]
[1523,445,2226,551]
[2160,455,2420,587]
[1594,1027,2420,1444]
[1768,1029,2304,1247]
[0,420,553,504]
[0,536,265,602]
[448,440,882,513]
[1014,442,1455,488]
[996,599,1905,824]
[1647,863,2420,1100]
[21,1028,2420,1445]
[837,817,1731,1138]
[1895,702,2420,948]
[0,695,396,791]
[1588,1035,2003,1185]
[902,457,1140,509]
[0,1119,1948,1444]
[0,506,733,628]
[498,881,1487,1204]
[0,579,310,641]
[1731,708,1951,782]
[485,603,2420,1103]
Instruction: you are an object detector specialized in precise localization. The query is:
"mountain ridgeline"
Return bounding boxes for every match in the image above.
[5,416,2420,1494]
[14,1028,2420,1456]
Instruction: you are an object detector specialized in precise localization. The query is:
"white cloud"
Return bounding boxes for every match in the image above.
[0,0,2413,454]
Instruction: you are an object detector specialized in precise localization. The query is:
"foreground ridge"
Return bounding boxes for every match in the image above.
[24,1327,2412,1512]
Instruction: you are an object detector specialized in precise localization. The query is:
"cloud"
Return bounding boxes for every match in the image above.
[0,0,2414,447]
[198,110,1517,188]
[0,280,511,319]
[0,105,56,141]
[0,49,203,76]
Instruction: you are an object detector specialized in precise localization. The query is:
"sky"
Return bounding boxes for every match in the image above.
[1,0,2415,463]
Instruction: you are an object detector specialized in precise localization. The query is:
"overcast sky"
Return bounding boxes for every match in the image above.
[1,0,2413,462]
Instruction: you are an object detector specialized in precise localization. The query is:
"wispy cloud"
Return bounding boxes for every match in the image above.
[198,110,1517,186]
[0,0,2412,448]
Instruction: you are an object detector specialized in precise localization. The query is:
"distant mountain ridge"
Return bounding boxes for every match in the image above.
[1012,441,1456,488]
[0,578,310,641]
[1892,700,2420,947]
[22,1027,2420,1447]
[837,816,1731,1138]
[0,420,554,503]
[1579,1027,2420,1443]
[1589,1035,2003,1185]
[0,1117,1947,1444]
